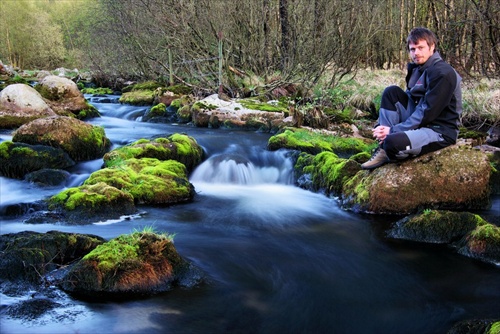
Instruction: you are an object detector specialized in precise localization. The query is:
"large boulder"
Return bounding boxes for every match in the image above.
[340,144,492,214]
[0,83,56,128]
[0,141,75,179]
[59,230,202,297]
[12,116,111,162]
[35,75,100,119]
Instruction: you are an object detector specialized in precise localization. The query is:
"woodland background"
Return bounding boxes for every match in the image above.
[0,0,499,95]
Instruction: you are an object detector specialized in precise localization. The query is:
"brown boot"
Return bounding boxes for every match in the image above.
[361,148,389,170]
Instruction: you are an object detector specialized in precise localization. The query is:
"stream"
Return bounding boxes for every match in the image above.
[0,95,499,334]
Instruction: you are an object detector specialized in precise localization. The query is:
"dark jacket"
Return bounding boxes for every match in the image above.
[391,52,462,143]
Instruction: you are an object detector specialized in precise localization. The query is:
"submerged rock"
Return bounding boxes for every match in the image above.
[59,231,203,298]
[12,116,111,162]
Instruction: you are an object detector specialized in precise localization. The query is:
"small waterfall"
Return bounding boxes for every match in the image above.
[190,147,294,185]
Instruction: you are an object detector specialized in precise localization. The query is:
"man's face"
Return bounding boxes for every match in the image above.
[408,39,435,65]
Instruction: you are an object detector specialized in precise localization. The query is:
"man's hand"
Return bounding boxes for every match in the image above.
[372,125,390,142]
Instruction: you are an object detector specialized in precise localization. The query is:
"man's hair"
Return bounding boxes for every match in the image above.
[407,27,438,50]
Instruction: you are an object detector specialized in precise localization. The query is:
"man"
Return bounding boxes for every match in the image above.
[361,27,462,170]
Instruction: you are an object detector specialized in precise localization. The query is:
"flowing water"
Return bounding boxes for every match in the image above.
[0,96,499,334]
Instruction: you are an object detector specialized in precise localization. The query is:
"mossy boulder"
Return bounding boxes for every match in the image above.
[456,223,500,265]
[24,168,71,187]
[268,127,372,157]
[119,81,163,105]
[387,210,488,243]
[35,75,100,119]
[142,103,168,122]
[12,116,111,162]
[0,141,75,179]
[0,83,57,128]
[448,319,500,334]
[294,151,361,196]
[388,210,500,265]
[48,182,136,223]
[103,134,203,173]
[59,230,202,297]
[341,144,492,214]
[84,158,195,205]
[0,230,105,284]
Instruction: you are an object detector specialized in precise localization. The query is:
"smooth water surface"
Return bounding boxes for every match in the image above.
[1,96,499,334]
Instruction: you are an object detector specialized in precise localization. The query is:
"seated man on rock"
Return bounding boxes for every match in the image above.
[361,27,463,170]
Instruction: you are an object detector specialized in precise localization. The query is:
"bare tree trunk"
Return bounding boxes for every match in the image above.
[279,0,290,71]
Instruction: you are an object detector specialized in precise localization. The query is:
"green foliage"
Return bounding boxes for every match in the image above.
[489,321,500,334]
[81,87,114,95]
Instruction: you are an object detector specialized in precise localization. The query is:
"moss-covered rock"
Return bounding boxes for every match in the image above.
[12,116,111,162]
[294,151,361,196]
[268,127,372,157]
[341,144,492,214]
[387,210,488,243]
[0,141,75,179]
[35,75,100,120]
[0,231,105,284]
[59,230,202,297]
[456,223,500,265]
[119,89,155,105]
[448,319,500,334]
[0,83,57,128]
[85,158,195,205]
[48,182,136,223]
[103,134,203,172]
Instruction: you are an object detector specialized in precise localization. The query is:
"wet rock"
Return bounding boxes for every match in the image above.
[447,319,500,334]
[0,231,106,284]
[59,231,203,298]
[341,144,491,214]
[84,158,195,206]
[12,116,111,162]
[102,134,204,173]
[388,210,486,243]
[388,210,500,265]
[0,141,75,179]
[35,75,100,119]
[455,223,500,265]
[24,168,71,187]
[0,83,56,128]
[48,182,136,224]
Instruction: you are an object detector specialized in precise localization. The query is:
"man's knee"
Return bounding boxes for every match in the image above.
[381,85,407,110]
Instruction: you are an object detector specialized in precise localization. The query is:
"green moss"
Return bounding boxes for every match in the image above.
[489,321,500,334]
[119,90,155,105]
[192,101,218,111]
[82,230,174,274]
[49,182,132,211]
[268,127,370,156]
[149,103,167,117]
[239,99,289,114]
[11,146,38,157]
[470,223,500,240]
[0,141,13,158]
[81,87,114,95]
